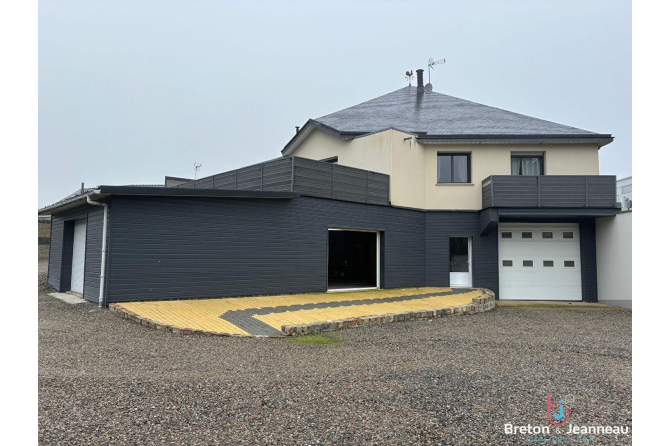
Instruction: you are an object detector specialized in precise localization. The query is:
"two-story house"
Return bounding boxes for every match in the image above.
[39,70,617,305]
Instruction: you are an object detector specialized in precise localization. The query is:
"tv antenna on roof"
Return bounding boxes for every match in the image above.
[405,70,414,87]
[426,57,445,91]
[194,162,203,180]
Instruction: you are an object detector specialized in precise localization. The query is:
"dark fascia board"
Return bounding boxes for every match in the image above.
[497,207,618,218]
[282,119,367,155]
[416,134,614,147]
[38,196,92,215]
[38,187,299,215]
[96,185,299,199]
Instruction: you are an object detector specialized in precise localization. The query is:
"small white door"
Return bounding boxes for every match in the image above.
[449,236,472,287]
[70,219,87,294]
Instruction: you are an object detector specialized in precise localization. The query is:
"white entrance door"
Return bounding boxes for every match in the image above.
[449,236,472,287]
[70,219,87,294]
[498,223,582,301]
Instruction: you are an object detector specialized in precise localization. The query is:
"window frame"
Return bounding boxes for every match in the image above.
[437,152,471,184]
[511,153,545,176]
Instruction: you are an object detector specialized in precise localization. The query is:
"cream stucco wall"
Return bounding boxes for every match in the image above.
[290,129,425,208]
[595,212,632,308]
[288,129,601,210]
[423,144,600,210]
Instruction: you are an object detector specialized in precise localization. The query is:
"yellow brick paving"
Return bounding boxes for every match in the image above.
[119,287,482,336]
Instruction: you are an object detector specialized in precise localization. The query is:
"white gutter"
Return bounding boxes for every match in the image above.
[86,193,108,308]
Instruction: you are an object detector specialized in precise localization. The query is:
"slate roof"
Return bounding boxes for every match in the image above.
[45,187,97,209]
[283,86,612,152]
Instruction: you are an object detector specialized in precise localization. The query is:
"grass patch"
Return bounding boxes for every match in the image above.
[287,332,346,346]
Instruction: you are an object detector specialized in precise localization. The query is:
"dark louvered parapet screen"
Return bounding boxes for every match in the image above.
[482,175,616,208]
[173,156,390,206]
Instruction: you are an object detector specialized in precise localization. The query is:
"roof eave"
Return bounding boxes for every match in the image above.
[95,185,299,199]
[416,134,614,146]
[38,187,300,216]
[282,119,366,156]
[38,195,93,216]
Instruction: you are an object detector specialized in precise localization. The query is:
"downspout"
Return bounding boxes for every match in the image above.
[87,194,108,308]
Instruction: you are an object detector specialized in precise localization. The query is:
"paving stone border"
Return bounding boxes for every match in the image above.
[108,288,496,338]
[281,289,496,336]
[108,304,252,338]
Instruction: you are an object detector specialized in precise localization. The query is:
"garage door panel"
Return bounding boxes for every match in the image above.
[499,285,582,301]
[499,223,581,301]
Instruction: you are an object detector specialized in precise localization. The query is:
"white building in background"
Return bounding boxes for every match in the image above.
[616,176,632,211]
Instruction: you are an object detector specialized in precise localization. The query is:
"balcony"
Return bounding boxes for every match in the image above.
[172,156,391,206]
[482,175,617,209]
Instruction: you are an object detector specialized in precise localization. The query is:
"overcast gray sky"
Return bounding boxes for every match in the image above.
[38,0,631,208]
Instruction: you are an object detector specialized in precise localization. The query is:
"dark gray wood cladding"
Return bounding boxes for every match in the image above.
[47,204,109,302]
[46,195,604,304]
[425,212,499,297]
[173,157,390,206]
[83,209,106,303]
[579,219,598,302]
[482,175,616,209]
[104,195,422,303]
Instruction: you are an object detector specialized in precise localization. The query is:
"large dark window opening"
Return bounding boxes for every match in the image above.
[511,154,544,175]
[328,230,378,290]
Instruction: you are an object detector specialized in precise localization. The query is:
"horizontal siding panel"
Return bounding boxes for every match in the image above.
[83,209,106,303]
[425,212,499,296]
[47,205,103,294]
[106,195,424,302]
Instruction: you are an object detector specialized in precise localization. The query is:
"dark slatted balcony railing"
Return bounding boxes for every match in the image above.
[482,175,617,209]
[172,156,391,206]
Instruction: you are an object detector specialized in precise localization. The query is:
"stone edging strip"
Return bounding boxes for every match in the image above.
[281,288,496,336]
[108,288,496,338]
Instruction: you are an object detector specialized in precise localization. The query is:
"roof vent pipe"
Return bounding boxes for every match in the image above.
[416,69,425,94]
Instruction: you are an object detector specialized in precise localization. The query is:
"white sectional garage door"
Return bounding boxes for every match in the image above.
[70,219,87,294]
[498,223,582,301]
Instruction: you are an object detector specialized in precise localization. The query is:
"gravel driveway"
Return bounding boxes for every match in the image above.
[38,261,632,445]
